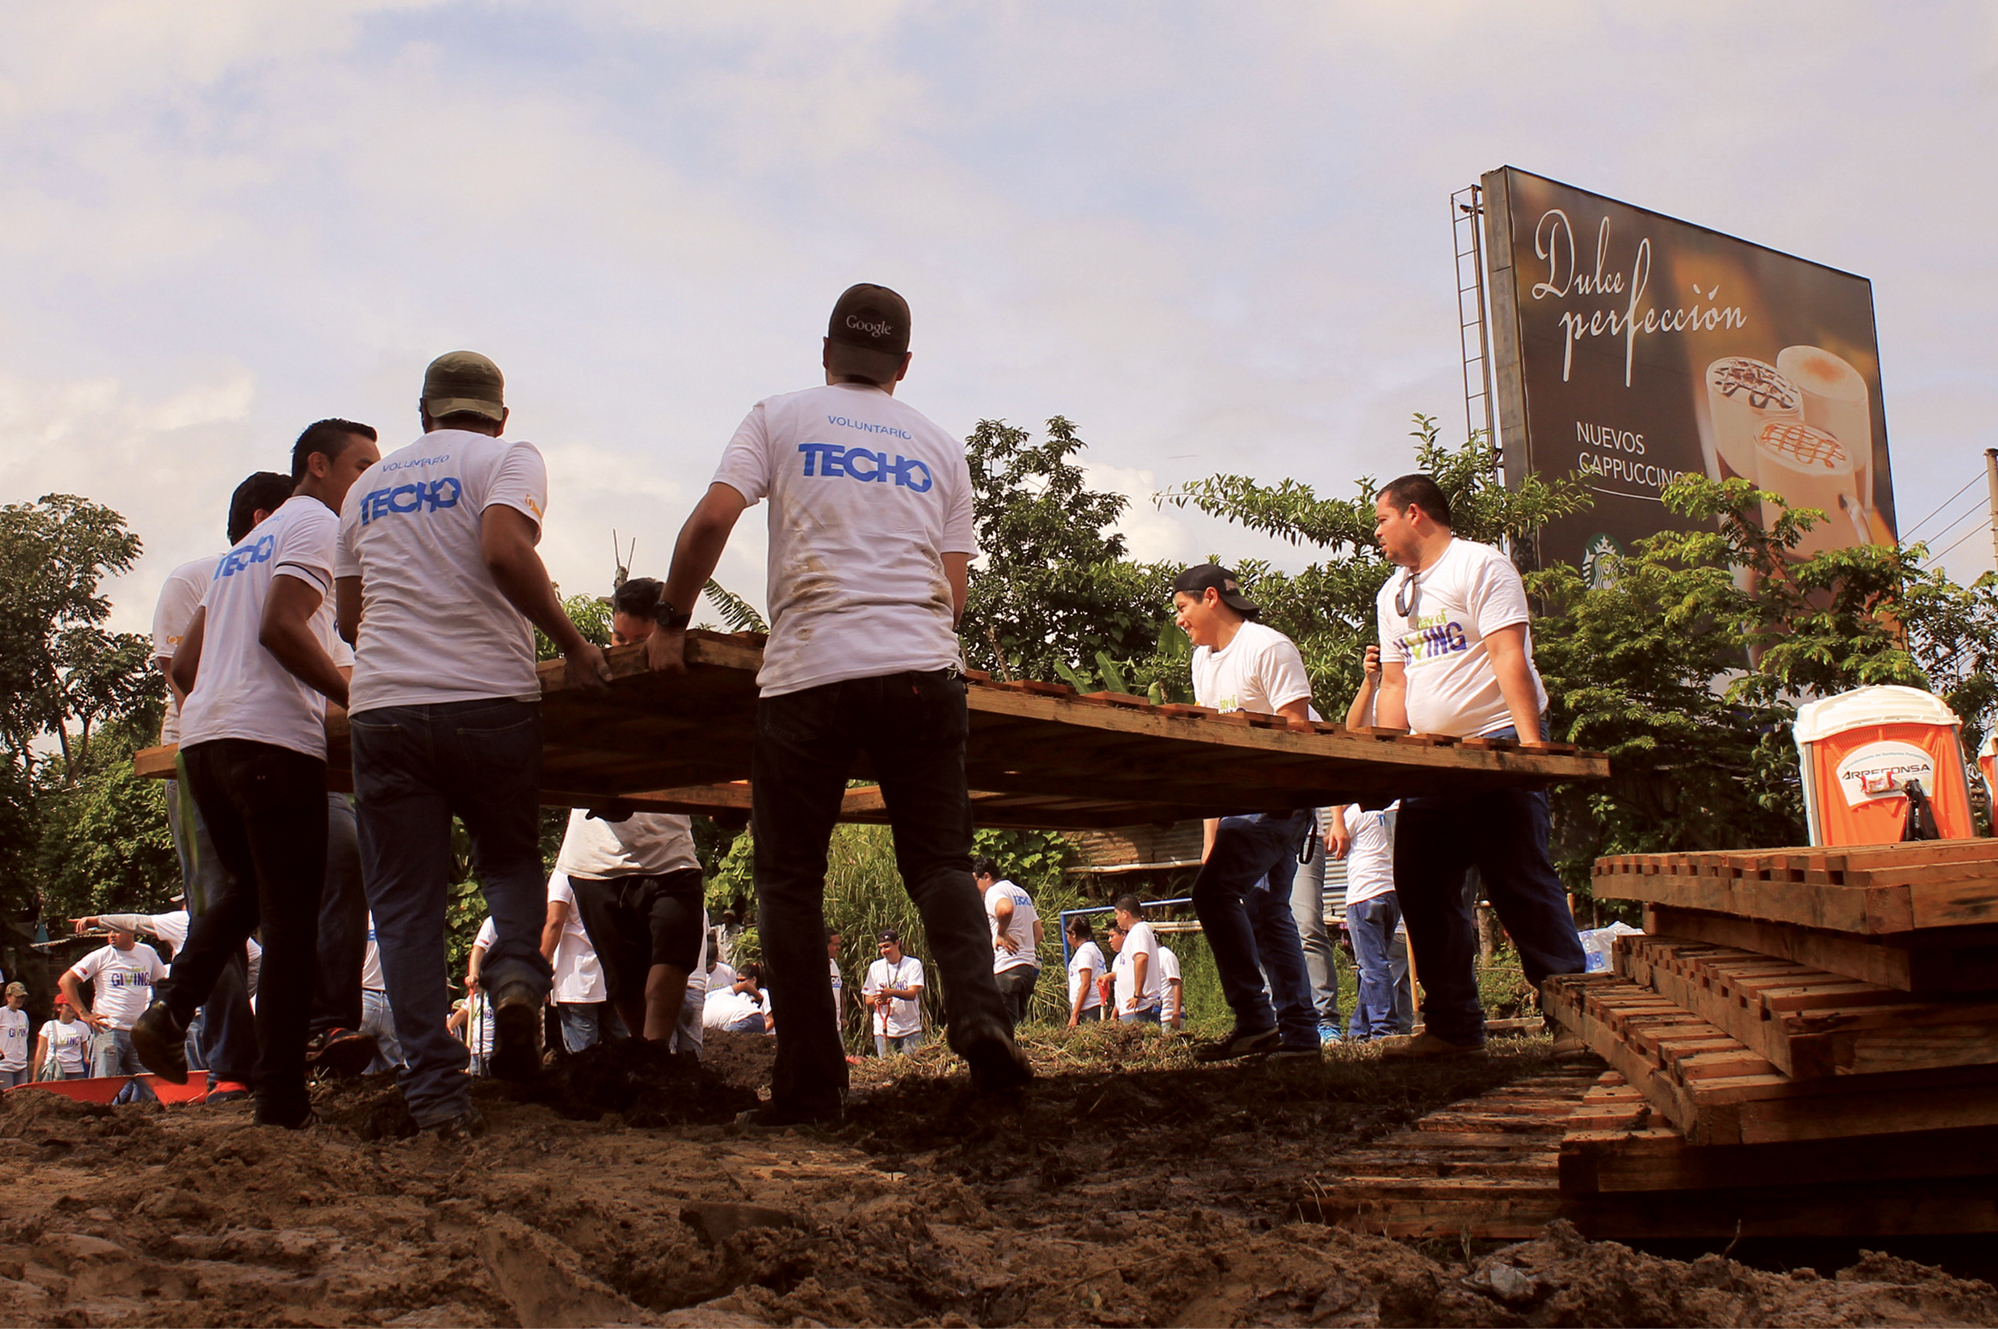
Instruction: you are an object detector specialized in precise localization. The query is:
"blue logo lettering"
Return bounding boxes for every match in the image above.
[360,476,463,525]
[214,534,277,578]
[796,445,933,493]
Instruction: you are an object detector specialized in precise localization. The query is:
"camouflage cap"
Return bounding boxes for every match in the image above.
[422,351,505,423]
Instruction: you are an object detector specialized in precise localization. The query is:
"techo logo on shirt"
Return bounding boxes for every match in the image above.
[214,534,276,579]
[797,443,932,492]
[358,477,463,525]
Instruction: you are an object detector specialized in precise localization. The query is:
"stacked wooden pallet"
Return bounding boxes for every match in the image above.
[1544,838,1998,1234]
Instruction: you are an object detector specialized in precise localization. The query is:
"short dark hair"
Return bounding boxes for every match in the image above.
[1066,916,1094,942]
[1113,894,1144,916]
[1378,474,1452,528]
[972,857,999,880]
[291,418,377,482]
[613,577,664,619]
[228,472,295,544]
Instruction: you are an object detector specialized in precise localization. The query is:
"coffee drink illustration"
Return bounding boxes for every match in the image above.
[1756,419,1858,559]
[1777,345,1873,512]
[1704,357,1802,486]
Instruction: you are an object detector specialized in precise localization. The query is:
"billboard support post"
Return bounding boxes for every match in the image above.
[1984,449,1998,573]
[1451,183,1497,459]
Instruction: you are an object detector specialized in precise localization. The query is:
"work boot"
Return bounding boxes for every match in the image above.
[961,1029,1034,1095]
[1378,1029,1486,1059]
[488,982,544,1083]
[131,1002,190,1085]
[306,1027,379,1079]
[1191,1026,1281,1063]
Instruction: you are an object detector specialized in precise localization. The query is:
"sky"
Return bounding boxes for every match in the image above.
[3,1,1996,634]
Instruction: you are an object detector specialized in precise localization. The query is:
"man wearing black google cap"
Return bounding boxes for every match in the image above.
[646,284,1030,1126]
[1169,562,1324,1062]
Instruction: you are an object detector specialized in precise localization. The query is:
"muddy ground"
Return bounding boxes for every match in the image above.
[3,1025,1997,1327]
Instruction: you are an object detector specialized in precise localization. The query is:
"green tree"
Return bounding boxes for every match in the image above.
[33,719,180,924]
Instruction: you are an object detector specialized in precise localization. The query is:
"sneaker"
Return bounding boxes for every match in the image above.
[1192,1027,1281,1063]
[488,982,544,1083]
[735,1102,842,1132]
[1318,1022,1344,1045]
[306,1027,378,1079]
[206,1080,251,1104]
[424,1107,487,1143]
[1378,1029,1486,1059]
[131,1001,190,1085]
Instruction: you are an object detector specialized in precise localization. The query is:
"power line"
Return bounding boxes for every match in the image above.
[1903,471,1985,541]
[1916,497,1989,548]
[1926,517,1992,566]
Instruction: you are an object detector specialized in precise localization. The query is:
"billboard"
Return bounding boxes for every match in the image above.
[1481,167,1896,581]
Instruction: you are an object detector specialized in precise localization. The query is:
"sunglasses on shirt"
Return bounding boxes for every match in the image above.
[1393,570,1419,620]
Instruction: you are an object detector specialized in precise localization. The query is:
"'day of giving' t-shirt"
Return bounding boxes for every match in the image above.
[1375,538,1547,739]
[44,1018,88,1074]
[337,430,549,714]
[69,942,166,1030]
[555,809,700,879]
[1190,621,1321,720]
[863,955,924,1038]
[1341,802,1399,909]
[710,382,975,697]
[179,496,342,759]
[984,881,1039,974]
[153,553,223,745]
[1067,941,1105,1013]
[0,1007,29,1071]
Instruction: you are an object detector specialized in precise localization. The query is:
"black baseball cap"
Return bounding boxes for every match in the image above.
[827,283,910,380]
[1171,563,1260,619]
[878,928,902,943]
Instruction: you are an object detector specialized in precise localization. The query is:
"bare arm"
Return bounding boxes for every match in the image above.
[1276,696,1313,733]
[1483,624,1546,742]
[168,608,206,699]
[1374,660,1410,732]
[336,576,362,646]
[58,972,99,1030]
[481,506,611,692]
[466,943,488,995]
[1128,952,1149,1011]
[1346,644,1382,729]
[1324,807,1352,859]
[992,896,1018,953]
[648,484,749,674]
[1068,966,1092,1027]
[261,577,348,708]
[541,899,569,963]
[944,551,970,626]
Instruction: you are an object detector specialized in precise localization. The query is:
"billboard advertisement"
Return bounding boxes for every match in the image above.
[1481,167,1897,581]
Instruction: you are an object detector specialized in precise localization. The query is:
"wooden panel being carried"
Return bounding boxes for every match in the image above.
[1615,934,1998,1078]
[1542,973,1998,1146]
[1593,841,1998,935]
[136,631,1608,831]
[1642,904,1998,995]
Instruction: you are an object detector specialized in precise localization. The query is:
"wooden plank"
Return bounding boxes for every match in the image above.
[1645,905,1998,993]
[1563,1122,1998,1195]
[1564,1177,1998,1238]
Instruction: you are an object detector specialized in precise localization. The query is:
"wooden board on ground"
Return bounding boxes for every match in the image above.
[1595,841,1998,935]
[1543,973,1998,1146]
[135,631,1608,831]
[1642,904,1998,995]
[1615,934,1998,1078]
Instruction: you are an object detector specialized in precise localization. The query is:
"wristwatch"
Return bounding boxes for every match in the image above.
[651,598,692,632]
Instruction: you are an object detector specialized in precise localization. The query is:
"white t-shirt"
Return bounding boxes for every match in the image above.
[459,996,495,1056]
[545,872,605,1004]
[706,961,738,994]
[703,985,767,1030]
[1376,538,1547,739]
[1190,621,1320,720]
[829,956,843,1008]
[153,553,222,745]
[1342,803,1399,909]
[555,809,700,879]
[474,916,497,952]
[863,955,924,1038]
[0,1007,29,1071]
[709,382,976,697]
[69,942,167,1029]
[362,913,384,992]
[1158,945,1182,1018]
[1066,941,1105,1013]
[985,881,1040,973]
[1113,921,1161,1014]
[336,430,549,714]
[44,1018,88,1074]
[179,495,342,759]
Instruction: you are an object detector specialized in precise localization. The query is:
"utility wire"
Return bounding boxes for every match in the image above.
[1903,471,1985,541]
[1916,497,1989,548]
[1926,517,1992,566]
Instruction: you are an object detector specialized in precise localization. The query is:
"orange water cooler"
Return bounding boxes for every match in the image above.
[1792,685,1976,845]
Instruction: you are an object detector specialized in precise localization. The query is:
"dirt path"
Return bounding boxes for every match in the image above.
[3,1027,1995,1327]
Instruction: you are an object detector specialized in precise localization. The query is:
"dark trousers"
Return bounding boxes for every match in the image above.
[1191,809,1319,1048]
[1393,749,1587,1045]
[993,966,1040,1029]
[752,670,1011,1117]
[350,698,551,1128]
[570,869,706,1008]
[164,766,257,1086]
[310,794,366,1036]
[162,738,327,1121]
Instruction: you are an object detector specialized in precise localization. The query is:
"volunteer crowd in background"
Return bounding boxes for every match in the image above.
[8,284,1584,1127]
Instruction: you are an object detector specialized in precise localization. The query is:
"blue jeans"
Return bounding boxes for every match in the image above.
[312,794,368,1036]
[91,1028,144,1078]
[1191,809,1319,1048]
[0,1068,27,1088]
[164,768,258,1087]
[1345,895,1413,1040]
[1118,1006,1162,1025]
[350,699,551,1128]
[557,1002,630,1054]
[874,1030,924,1056]
[361,988,403,1072]
[1393,725,1588,1046]
[1290,808,1343,1025]
[751,671,1012,1119]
